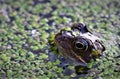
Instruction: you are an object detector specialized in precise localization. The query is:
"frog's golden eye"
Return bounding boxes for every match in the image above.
[74,38,89,51]
[75,42,84,49]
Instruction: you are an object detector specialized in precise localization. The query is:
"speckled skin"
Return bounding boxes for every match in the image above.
[55,23,105,65]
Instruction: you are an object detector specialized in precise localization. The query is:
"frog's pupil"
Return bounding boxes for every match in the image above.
[75,42,84,49]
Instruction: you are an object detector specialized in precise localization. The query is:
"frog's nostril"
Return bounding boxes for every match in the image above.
[62,36,67,39]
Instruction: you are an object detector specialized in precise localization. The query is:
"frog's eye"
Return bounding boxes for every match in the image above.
[71,23,89,33]
[74,38,89,51]
[75,42,84,49]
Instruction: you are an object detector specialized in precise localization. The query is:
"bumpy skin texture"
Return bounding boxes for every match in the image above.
[55,23,105,65]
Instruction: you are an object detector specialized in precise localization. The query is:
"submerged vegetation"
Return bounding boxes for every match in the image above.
[0,0,120,79]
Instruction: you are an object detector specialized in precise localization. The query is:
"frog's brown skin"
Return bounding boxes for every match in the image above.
[54,23,105,65]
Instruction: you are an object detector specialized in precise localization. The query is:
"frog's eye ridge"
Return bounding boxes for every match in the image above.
[72,23,89,33]
[75,42,84,49]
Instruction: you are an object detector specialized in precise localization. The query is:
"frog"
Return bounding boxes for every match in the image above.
[54,23,105,66]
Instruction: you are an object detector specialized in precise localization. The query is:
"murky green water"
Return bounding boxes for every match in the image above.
[0,0,120,79]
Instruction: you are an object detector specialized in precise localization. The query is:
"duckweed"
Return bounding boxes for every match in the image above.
[0,0,120,79]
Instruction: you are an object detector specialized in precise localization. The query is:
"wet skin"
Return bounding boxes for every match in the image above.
[55,23,105,65]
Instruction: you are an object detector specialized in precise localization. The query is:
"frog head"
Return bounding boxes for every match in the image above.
[54,23,105,65]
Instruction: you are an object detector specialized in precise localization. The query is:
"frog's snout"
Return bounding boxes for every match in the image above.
[55,33,65,43]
